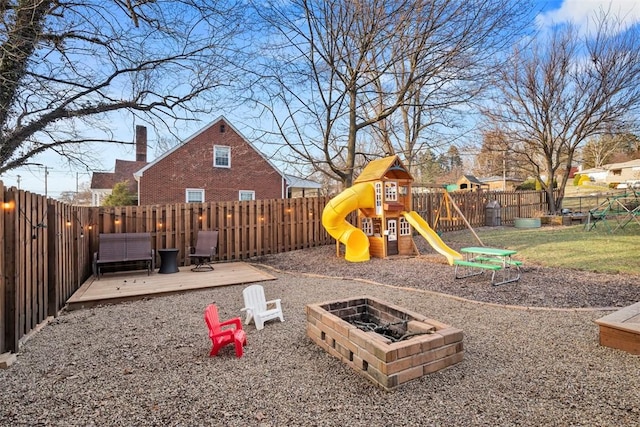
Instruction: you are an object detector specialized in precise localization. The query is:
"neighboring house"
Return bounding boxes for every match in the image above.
[580,159,640,185]
[455,175,488,192]
[90,125,148,206]
[134,116,320,204]
[578,166,608,183]
[285,175,322,198]
[411,183,446,194]
[568,166,579,178]
[478,176,522,191]
[605,159,640,185]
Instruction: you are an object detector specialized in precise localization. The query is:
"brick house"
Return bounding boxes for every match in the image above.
[90,125,148,206]
[134,116,318,204]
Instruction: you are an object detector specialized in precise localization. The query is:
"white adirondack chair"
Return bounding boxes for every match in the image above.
[240,285,284,330]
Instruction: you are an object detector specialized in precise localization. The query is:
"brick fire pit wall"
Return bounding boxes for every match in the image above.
[305,296,464,391]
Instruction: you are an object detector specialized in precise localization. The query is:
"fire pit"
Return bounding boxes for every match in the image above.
[305,296,464,390]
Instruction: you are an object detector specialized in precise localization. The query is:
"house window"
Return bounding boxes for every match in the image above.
[220,124,226,133]
[214,145,231,168]
[385,181,398,201]
[186,189,204,203]
[361,217,373,236]
[400,217,411,236]
[239,190,255,201]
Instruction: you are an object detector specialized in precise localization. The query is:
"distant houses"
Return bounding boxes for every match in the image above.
[454,174,522,192]
[579,159,640,187]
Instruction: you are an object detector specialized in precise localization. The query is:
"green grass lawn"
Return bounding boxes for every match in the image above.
[444,222,640,275]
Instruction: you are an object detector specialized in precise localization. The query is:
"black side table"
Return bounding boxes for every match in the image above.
[158,248,179,274]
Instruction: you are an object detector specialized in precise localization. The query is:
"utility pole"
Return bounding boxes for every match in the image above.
[17,174,21,189]
[44,166,49,198]
[503,153,506,191]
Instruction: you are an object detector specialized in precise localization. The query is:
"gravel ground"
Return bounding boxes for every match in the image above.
[1,241,639,426]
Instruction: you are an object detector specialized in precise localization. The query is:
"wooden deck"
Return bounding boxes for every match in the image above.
[595,301,640,355]
[66,262,276,311]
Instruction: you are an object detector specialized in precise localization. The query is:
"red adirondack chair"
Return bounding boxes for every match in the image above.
[204,304,247,358]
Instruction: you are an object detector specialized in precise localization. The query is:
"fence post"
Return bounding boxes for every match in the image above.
[2,188,18,353]
[0,184,5,354]
[47,205,59,317]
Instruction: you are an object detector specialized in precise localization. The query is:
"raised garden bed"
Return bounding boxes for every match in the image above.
[514,217,541,228]
[595,302,640,355]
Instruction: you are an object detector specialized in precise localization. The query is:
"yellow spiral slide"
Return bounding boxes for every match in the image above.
[321,182,375,262]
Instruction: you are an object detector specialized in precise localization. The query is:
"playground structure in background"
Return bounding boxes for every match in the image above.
[584,191,640,233]
[321,155,466,265]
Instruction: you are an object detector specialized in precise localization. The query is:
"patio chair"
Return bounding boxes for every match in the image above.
[240,284,284,330]
[189,230,218,271]
[204,304,247,358]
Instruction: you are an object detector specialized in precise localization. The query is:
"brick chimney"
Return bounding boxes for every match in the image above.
[135,125,147,162]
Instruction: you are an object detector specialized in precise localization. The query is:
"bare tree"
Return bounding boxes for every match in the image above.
[483,12,640,213]
[474,129,527,180]
[248,0,533,188]
[57,183,92,205]
[581,134,627,168]
[581,133,640,168]
[0,0,247,175]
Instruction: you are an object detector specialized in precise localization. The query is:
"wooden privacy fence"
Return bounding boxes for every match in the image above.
[1,184,92,356]
[1,183,550,355]
[92,197,332,264]
[413,190,548,231]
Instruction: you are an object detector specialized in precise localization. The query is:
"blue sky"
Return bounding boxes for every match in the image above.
[1,0,638,198]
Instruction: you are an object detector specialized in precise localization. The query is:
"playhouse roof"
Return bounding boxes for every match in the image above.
[354,156,414,183]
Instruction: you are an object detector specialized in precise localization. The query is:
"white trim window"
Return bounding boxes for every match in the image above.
[186,188,205,203]
[239,190,255,201]
[214,145,231,168]
[385,181,398,201]
[399,217,411,236]
[361,217,373,236]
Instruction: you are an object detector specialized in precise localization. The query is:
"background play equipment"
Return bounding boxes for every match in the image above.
[321,182,375,262]
[584,191,640,233]
[432,189,484,246]
[402,212,461,265]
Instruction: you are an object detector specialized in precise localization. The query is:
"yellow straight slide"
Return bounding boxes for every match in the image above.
[322,182,375,262]
[402,211,462,265]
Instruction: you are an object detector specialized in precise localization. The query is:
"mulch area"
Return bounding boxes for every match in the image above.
[253,238,640,310]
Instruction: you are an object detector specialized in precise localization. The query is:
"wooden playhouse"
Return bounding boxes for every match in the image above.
[354,156,415,258]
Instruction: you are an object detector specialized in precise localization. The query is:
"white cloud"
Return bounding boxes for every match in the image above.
[537,0,640,32]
